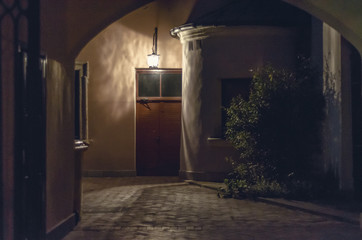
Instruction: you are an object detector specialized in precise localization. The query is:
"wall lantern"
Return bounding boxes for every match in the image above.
[147,27,160,68]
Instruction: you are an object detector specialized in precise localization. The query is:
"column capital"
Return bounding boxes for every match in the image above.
[170,24,223,43]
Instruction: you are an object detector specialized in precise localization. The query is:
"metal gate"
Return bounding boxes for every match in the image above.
[0,0,46,239]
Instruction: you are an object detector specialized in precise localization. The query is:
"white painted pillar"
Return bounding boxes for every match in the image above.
[323,23,354,190]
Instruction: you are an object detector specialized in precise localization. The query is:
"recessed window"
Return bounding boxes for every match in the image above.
[222,78,251,134]
[222,78,251,107]
[75,62,89,141]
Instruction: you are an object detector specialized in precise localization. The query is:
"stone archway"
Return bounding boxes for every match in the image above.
[65,0,362,192]
[36,0,362,238]
[282,0,362,55]
[69,0,362,60]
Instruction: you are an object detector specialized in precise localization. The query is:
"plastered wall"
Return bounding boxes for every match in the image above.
[40,0,157,234]
[76,0,194,176]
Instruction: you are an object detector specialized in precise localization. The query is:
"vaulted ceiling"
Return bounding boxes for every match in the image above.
[41,0,362,61]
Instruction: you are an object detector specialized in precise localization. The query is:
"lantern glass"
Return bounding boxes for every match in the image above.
[147,53,159,68]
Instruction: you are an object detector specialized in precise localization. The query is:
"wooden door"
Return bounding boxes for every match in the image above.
[136,69,182,176]
[136,102,161,175]
[159,101,181,175]
[136,101,181,175]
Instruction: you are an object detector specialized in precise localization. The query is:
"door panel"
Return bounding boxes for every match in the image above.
[159,102,181,175]
[136,102,160,175]
[136,101,181,176]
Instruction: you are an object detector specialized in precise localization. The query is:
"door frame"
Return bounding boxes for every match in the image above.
[135,68,182,176]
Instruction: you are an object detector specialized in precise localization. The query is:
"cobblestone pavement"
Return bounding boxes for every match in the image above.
[62,177,362,240]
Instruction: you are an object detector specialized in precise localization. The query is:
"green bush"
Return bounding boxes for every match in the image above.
[220,159,287,199]
[223,59,325,199]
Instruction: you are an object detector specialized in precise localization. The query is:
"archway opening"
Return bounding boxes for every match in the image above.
[67,0,362,233]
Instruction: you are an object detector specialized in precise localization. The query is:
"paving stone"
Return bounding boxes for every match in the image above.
[62,177,362,240]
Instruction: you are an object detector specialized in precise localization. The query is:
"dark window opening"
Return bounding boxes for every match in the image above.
[74,62,89,141]
[74,70,81,139]
[221,78,251,135]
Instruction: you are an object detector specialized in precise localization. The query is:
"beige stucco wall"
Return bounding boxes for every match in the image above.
[76,0,192,175]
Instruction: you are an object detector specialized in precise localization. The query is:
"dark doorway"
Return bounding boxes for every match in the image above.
[136,69,182,176]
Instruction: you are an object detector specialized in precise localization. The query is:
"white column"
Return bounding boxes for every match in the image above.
[323,22,354,190]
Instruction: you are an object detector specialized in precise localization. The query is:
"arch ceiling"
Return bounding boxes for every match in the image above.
[66,0,362,59]
[283,0,362,55]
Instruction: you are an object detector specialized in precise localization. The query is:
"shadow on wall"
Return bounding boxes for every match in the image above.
[76,23,154,171]
[90,24,144,120]
[77,0,193,124]
[80,14,188,121]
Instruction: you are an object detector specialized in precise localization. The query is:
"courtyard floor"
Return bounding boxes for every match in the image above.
[62,177,362,240]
